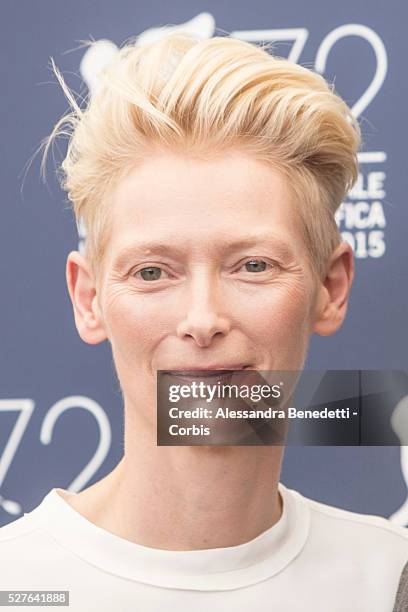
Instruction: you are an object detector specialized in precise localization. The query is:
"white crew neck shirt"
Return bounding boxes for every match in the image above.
[0,482,407,611]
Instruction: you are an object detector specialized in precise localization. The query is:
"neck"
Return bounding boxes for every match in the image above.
[67,410,285,551]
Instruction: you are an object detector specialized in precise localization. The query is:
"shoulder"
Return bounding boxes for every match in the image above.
[303,491,408,542]
[281,484,408,609]
[0,512,46,584]
[0,488,60,550]
[0,492,61,559]
[0,513,39,545]
[282,484,408,561]
[0,502,77,588]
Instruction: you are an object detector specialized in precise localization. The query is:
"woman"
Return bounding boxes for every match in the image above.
[0,32,407,611]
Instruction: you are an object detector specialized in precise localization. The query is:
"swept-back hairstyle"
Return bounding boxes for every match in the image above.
[41,32,361,286]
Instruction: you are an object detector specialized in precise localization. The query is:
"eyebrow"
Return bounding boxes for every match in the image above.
[112,234,296,268]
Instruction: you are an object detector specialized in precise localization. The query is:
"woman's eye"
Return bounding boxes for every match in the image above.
[241,259,273,273]
[134,266,167,281]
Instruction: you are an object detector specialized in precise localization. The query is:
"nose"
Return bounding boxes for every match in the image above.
[176,271,232,348]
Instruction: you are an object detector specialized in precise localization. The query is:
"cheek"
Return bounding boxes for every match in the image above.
[103,291,171,367]
[241,278,313,367]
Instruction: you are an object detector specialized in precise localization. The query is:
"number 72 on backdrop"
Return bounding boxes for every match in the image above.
[0,398,111,514]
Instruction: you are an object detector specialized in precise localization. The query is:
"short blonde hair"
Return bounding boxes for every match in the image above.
[41,33,361,286]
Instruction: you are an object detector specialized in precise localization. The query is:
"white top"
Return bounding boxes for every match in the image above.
[0,482,407,611]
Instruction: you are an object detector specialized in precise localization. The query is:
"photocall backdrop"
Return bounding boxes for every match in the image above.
[0,0,407,526]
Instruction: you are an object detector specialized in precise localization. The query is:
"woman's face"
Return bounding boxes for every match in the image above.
[94,149,321,424]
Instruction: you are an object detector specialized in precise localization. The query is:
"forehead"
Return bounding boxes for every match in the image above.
[105,150,306,260]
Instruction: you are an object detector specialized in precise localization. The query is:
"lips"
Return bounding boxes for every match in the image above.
[162,364,249,373]
[170,369,240,376]
[162,367,249,383]
[165,371,234,384]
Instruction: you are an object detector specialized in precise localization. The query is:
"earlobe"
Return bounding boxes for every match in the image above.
[312,293,343,336]
[66,250,108,345]
[312,242,354,337]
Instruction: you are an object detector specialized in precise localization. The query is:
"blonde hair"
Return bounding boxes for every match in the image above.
[40,33,361,286]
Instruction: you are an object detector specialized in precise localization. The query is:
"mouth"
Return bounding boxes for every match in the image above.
[162,366,251,382]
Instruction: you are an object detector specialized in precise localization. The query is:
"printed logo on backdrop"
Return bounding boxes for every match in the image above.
[0,397,111,520]
[0,13,402,528]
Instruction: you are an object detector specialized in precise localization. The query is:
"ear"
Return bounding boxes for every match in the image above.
[312,241,354,336]
[66,250,108,345]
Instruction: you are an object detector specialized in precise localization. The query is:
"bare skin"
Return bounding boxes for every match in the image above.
[62,149,353,551]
